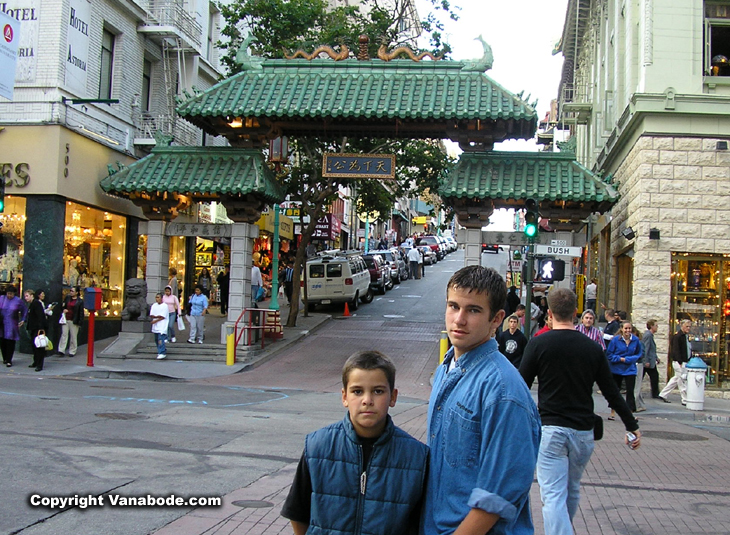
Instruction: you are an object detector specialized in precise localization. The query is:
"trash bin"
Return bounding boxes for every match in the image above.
[685,356,708,411]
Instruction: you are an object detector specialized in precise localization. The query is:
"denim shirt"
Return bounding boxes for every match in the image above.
[421,338,541,535]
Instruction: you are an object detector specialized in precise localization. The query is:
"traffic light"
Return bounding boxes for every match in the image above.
[524,198,538,239]
[537,258,565,282]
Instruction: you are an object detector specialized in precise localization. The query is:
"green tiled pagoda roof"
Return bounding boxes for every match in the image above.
[100,146,284,201]
[440,151,618,205]
[176,59,537,135]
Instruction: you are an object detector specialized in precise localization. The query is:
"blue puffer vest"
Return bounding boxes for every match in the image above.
[305,413,428,535]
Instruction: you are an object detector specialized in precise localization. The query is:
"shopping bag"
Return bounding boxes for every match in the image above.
[59,314,67,325]
[177,314,185,331]
[34,331,48,349]
[255,286,266,302]
[46,338,54,351]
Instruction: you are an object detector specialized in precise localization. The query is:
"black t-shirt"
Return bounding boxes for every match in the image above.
[281,435,378,525]
[520,329,638,432]
[496,329,528,368]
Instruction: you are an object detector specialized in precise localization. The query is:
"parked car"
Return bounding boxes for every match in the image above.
[436,236,449,256]
[417,245,437,265]
[444,236,458,252]
[377,249,409,283]
[416,235,443,260]
[303,250,373,311]
[363,253,392,294]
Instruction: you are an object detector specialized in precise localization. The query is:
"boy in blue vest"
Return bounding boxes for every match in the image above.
[281,350,428,535]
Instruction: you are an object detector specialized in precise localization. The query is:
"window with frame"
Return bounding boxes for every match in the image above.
[705,2,730,76]
[99,29,115,98]
[141,59,151,112]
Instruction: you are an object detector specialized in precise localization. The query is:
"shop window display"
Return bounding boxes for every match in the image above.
[671,253,730,387]
[64,202,127,317]
[0,196,26,288]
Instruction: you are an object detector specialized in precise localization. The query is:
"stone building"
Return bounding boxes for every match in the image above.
[556,0,730,391]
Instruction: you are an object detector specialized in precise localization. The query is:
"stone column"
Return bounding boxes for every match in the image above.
[144,220,170,303]
[460,228,482,267]
[221,222,258,342]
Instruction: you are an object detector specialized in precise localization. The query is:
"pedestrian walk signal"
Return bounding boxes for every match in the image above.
[524,198,539,238]
[537,258,565,282]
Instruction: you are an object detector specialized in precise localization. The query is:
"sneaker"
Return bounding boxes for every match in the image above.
[156,354,167,360]
[659,396,671,403]
[197,340,203,344]
[187,339,195,344]
[635,407,647,413]
[171,337,176,343]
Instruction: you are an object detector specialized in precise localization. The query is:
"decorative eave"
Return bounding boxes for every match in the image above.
[440,150,618,230]
[100,146,285,222]
[175,40,537,149]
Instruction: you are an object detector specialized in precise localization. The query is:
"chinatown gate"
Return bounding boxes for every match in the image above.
[101,36,617,348]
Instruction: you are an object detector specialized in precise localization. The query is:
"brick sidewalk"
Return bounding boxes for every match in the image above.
[158,320,730,535]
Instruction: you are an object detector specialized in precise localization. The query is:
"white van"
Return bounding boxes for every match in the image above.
[303,250,373,311]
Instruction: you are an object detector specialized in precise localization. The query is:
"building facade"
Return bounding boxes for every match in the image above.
[0,0,227,341]
[557,0,730,390]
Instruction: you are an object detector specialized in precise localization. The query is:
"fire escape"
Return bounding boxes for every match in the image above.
[136,0,203,147]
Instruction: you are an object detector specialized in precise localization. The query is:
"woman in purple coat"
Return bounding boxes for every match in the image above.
[0,286,27,367]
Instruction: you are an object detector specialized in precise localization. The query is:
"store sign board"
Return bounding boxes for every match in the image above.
[1,0,38,84]
[64,0,90,96]
[165,222,232,238]
[322,153,395,179]
[312,214,341,241]
[0,10,20,99]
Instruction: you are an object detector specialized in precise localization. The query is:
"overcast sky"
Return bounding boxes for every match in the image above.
[415,0,569,152]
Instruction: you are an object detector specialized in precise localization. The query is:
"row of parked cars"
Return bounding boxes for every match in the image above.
[301,235,458,311]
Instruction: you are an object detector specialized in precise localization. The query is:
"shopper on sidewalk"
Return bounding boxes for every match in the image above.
[187,286,208,344]
[281,351,427,535]
[659,319,692,404]
[520,289,640,535]
[25,289,47,371]
[641,319,661,399]
[57,286,84,358]
[606,321,643,416]
[423,266,540,535]
[162,286,180,343]
[0,286,26,367]
[150,293,169,360]
[575,309,606,351]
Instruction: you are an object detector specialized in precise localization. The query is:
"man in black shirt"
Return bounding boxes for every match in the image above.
[602,308,620,345]
[497,315,528,368]
[520,288,640,535]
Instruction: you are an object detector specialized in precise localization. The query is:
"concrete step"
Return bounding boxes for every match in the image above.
[135,343,263,362]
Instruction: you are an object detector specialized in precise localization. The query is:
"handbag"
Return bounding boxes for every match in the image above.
[593,414,604,441]
[177,314,185,331]
[255,286,266,302]
[46,338,54,351]
[59,314,67,325]
[34,330,49,349]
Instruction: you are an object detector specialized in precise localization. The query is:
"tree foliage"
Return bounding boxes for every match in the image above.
[216,0,460,325]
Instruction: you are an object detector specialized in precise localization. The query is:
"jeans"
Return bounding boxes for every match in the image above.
[537,426,595,535]
[167,311,177,340]
[154,332,167,355]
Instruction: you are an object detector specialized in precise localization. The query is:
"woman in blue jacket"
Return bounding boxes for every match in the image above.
[606,321,643,417]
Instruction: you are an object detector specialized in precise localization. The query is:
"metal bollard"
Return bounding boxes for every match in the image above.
[226,324,235,366]
[439,331,449,364]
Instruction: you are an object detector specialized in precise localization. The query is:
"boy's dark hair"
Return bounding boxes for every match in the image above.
[516,304,526,311]
[646,319,657,330]
[617,310,628,321]
[547,288,577,322]
[446,265,507,320]
[342,350,396,392]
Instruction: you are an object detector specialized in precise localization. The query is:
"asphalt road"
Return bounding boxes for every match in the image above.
[0,251,461,535]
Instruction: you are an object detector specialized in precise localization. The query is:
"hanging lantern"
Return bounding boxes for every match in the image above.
[269,136,289,163]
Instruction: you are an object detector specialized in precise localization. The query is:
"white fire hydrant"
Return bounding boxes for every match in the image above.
[685,356,708,411]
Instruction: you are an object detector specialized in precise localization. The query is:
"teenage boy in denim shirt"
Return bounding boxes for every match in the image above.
[422,266,541,535]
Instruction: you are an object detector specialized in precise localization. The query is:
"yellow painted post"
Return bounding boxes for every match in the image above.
[439,331,449,364]
[226,324,235,366]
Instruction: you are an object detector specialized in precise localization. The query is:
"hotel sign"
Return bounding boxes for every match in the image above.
[322,153,395,179]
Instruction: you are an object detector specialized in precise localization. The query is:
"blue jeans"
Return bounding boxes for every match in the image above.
[154,332,167,355]
[167,311,177,340]
[537,426,595,535]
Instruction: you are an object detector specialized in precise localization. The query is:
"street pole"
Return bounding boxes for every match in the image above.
[364,215,370,252]
[524,236,535,339]
[269,204,280,311]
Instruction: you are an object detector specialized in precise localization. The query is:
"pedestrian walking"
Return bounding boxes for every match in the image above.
[150,293,169,360]
[283,260,294,305]
[585,278,597,313]
[575,308,606,350]
[641,319,661,399]
[520,289,640,535]
[56,286,84,358]
[659,319,691,404]
[407,247,420,280]
[423,266,540,535]
[187,286,208,344]
[496,314,528,368]
[25,289,47,371]
[168,267,179,298]
[602,308,621,344]
[216,266,230,314]
[606,321,643,418]
[251,262,263,304]
[162,285,180,343]
[197,267,212,298]
[0,286,27,367]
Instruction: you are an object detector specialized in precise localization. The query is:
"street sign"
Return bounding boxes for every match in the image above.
[535,244,582,257]
[551,239,567,246]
